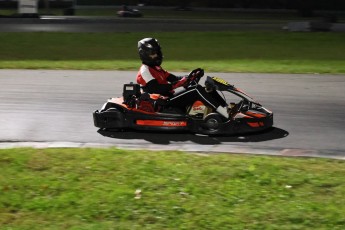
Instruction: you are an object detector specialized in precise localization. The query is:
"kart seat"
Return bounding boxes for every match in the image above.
[149,94,169,106]
[138,93,168,112]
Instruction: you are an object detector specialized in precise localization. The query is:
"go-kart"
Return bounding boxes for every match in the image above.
[117,7,142,17]
[93,72,273,135]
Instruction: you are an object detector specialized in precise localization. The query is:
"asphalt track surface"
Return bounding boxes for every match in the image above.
[1,69,345,159]
[0,16,344,159]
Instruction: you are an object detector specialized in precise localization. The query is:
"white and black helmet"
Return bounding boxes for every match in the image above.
[138,38,163,66]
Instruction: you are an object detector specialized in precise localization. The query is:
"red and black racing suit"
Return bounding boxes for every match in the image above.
[136,64,226,111]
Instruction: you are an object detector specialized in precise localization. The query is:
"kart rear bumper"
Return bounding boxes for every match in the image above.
[93,109,190,132]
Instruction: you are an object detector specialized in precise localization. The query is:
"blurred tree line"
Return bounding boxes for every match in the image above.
[145,0,343,11]
[0,0,343,11]
[79,0,343,10]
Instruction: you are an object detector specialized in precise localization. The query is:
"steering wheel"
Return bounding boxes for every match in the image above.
[184,68,204,88]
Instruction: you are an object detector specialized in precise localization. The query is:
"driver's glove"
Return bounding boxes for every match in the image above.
[172,77,188,89]
[189,68,204,82]
[191,68,204,77]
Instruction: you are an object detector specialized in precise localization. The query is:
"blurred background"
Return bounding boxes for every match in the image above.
[0,0,344,22]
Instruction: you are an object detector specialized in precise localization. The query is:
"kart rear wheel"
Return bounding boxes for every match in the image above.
[202,113,224,134]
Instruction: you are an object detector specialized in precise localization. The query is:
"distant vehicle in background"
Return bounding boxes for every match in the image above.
[117,5,143,18]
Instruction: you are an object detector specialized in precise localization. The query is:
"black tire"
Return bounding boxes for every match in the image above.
[202,113,224,134]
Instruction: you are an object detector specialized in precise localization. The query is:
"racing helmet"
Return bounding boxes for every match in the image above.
[138,38,163,66]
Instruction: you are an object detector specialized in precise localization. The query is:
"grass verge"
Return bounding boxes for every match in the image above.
[0,31,344,74]
[1,148,345,229]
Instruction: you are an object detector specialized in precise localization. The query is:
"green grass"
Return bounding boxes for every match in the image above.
[0,31,344,73]
[1,148,345,229]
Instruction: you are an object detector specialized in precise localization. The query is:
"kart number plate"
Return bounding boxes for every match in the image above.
[213,77,230,86]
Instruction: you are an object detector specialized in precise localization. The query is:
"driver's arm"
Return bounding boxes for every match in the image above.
[167,74,185,83]
[145,79,173,95]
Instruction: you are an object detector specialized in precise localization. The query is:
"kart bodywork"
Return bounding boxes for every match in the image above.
[93,76,273,135]
[117,9,142,17]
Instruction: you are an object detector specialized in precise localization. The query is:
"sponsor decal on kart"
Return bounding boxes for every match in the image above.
[136,120,187,127]
[212,77,230,86]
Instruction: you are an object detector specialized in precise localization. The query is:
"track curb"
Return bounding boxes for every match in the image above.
[0,142,344,160]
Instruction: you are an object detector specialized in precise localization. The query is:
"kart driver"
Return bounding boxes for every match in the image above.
[136,37,229,119]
